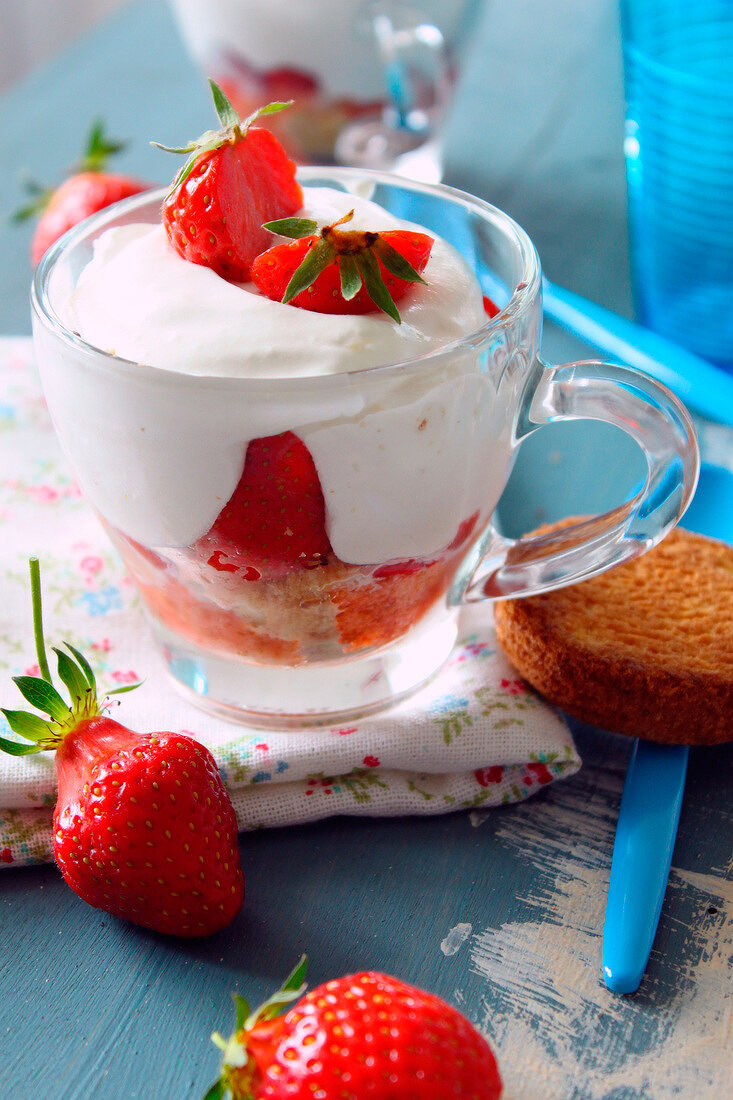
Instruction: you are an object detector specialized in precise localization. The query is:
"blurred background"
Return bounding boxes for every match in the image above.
[0,0,126,94]
[0,0,630,328]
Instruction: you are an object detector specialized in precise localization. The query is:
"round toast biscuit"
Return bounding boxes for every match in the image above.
[493,525,733,745]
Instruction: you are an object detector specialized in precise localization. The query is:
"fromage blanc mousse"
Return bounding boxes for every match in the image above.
[61,188,485,377]
[41,88,503,675]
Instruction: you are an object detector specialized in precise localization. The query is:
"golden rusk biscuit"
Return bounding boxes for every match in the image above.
[494,526,733,745]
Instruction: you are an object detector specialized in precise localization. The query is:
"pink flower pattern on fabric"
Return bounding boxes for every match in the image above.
[0,338,580,866]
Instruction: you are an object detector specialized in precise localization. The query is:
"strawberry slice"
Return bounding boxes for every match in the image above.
[262,66,320,100]
[251,210,433,322]
[483,294,500,317]
[154,82,302,282]
[195,431,332,579]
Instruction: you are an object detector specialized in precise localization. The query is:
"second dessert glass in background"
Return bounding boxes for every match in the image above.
[31,170,698,728]
[167,0,486,182]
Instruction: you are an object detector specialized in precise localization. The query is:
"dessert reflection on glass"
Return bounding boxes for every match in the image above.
[167,0,484,179]
[32,87,698,725]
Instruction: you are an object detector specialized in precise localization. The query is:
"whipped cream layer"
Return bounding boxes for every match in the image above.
[62,188,484,378]
[44,187,513,564]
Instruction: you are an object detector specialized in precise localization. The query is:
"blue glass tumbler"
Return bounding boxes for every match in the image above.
[621,0,733,371]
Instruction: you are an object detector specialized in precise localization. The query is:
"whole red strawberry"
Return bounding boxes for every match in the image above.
[0,559,244,938]
[251,209,434,323]
[195,430,332,580]
[204,958,502,1099]
[155,81,302,281]
[14,120,149,266]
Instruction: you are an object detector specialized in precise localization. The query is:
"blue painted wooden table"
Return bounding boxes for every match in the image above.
[0,3,730,1097]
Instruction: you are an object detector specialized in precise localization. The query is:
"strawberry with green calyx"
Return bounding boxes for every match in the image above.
[154,81,302,282]
[251,209,433,323]
[204,957,503,1099]
[1,558,244,938]
[13,120,149,266]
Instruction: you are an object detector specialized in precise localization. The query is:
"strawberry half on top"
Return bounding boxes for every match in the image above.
[0,559,244,938]
[154,81,302,282]
[251,210,434,322]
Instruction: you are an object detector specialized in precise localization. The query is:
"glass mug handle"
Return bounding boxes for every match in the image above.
[459,358,699,602]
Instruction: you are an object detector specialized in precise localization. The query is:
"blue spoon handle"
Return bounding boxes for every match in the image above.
[602,739,689,993]
[543,279,733,427]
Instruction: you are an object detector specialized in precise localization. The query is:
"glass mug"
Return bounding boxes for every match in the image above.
[167,0,486,181]
[31,171,698,728]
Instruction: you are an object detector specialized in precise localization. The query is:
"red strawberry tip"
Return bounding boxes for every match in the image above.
[152,80,294,195]
[0,558,141,758]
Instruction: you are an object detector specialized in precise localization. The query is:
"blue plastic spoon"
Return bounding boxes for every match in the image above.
[602,740,689,993]
[601,462,733,993]
[542,280,733,993]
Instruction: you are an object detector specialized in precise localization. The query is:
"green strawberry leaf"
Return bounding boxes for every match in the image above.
[149,138,202,155]
[209,79,240,131]
[239,99,293,131]
[338,254,362,300]
[233,994,250,1031]
[372,238,426,284]
[262,217,318,239]
[246,981,305,1027]
[63,642,97,694]
[11,185,53,224]
[202,1081,228,1100]
[0,708,51,742]
[282,239,335,303]
[0,735,43,757]
[156,135,224,193]
[53,647,90,706]
[106,682,142,696]
[282,955,308,992]
[244,955,307,1029]
[81,119,126,173]
[355,250,400,323]
[11,676,69,722]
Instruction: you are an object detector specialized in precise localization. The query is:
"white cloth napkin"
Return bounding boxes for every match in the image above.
[0,338,579,867]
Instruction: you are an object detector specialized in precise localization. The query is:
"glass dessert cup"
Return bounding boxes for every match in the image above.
[31,171,699,728]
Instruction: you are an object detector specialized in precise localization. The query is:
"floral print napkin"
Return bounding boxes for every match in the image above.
[0,338,580,867]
